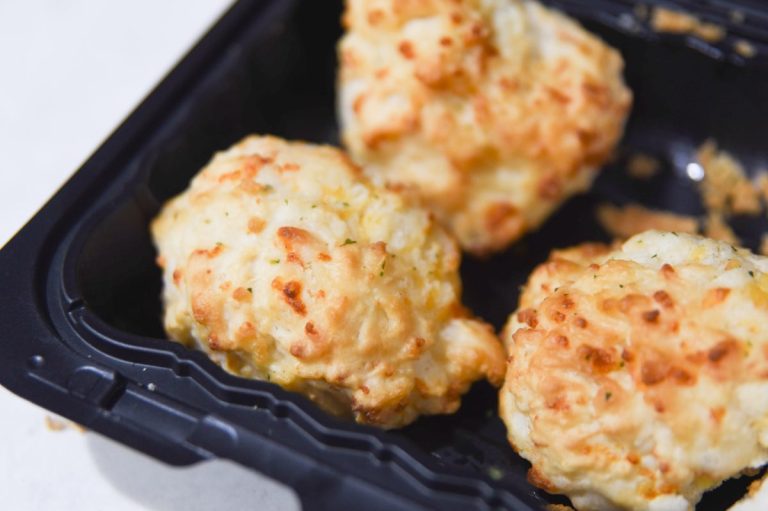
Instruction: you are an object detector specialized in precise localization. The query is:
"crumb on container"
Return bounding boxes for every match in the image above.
[45,415,67,432]
[697,140,761,215]
[651,7,726,42]
[626,153,660,179]
[734,39,757,58]
[45,415,86,433]
[597,203,698,240]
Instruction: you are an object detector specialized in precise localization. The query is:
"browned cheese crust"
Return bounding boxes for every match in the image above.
[151,136,505,429]
[338,0,631,255]
[501,231,768,510]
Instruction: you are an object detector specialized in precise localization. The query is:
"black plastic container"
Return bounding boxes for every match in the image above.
[2,1,767,510]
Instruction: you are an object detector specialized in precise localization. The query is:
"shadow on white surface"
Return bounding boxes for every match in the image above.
[86,432,301,511]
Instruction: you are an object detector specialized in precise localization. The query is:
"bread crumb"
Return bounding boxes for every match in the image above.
[651,7,726,42]
[703,212,740,245]
[697,140,761,215]
[44,415,67,432]
[734,39,757,58]
[597,203,698,240]
[627,153,660,179]
[44,415,87,433]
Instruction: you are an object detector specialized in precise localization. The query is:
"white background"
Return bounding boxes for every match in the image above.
[0,2,299,509]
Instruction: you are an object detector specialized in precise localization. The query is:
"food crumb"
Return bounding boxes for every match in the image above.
[734,39,756,58]
[45,415,67,432]
[597,203,698,240]
[627,153,660,179]
[697,140,761,216]
[45,415,87,433]
[651,7,726,42]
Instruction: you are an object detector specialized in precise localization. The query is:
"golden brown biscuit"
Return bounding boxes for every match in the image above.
[338,0,631,255]
[501,231,768,510]
[151,136,505,428]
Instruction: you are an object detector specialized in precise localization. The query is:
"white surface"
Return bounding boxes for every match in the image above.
[0,2,299,509]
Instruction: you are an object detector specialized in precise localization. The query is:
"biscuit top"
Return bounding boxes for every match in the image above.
[152,136,505,428]
[502,231,768,510]
[339,0,631,254]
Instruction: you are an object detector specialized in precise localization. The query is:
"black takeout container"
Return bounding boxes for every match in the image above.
[2,1,767,509]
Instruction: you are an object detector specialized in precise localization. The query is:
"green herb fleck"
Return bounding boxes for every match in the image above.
[216,242,223,247]
[749,270,755,278]
[619,284,624,288]
[270,258,280,264]
[487,466,503,481]
[311,204,317,208]
[671,232,679,237]
[651,254,657,259]
[342,238,357,246]
[284,199,289,205]
[605,391,613,401]
[593,274,598,279]
[247,288,253,293]
[342,201,350,207]
[262,184,274,192]
[620,360,625,368]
